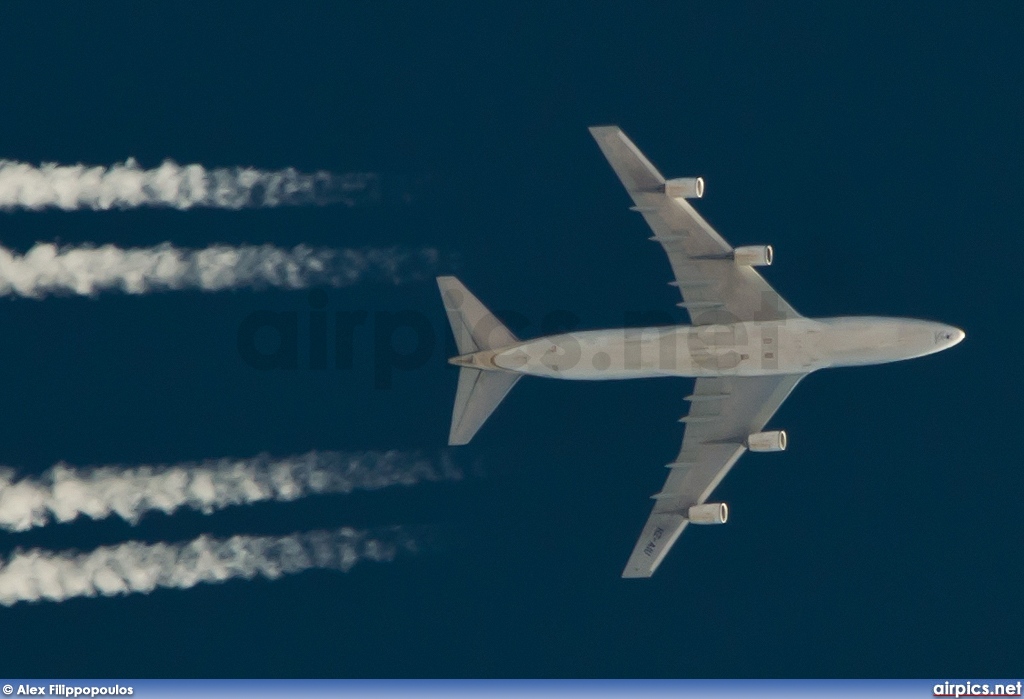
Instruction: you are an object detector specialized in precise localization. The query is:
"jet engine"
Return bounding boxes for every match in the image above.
[687,502,728,524]
[746,430,787,452]
[664,177,704,199]
[733,245,773,266]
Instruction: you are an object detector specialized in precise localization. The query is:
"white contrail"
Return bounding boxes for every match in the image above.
[0,159,379,211]
[0,450,459,532]
[0,526,417,606]
[0,242,439,298]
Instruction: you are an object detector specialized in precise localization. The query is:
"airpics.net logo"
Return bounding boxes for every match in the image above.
[934,681,1023,697]
[233,289,787,388]
[235,293,681,386]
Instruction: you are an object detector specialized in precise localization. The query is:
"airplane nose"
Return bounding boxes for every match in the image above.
[937,326,965,348]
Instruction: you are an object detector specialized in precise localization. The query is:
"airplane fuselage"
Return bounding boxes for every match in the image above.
[452,317,965,379]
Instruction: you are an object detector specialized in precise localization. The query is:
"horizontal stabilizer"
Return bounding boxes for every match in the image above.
[437,276,518,354]
[438,276,522,445]
[449,367,521,446]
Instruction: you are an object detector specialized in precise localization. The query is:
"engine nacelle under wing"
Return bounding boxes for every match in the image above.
[733,245,773,266]
[687,502,728,525]
[664,177,704,199]
[747,430,787,452]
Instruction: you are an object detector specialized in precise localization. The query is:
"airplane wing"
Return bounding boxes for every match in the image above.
[622,373,806,578]
[589,126,800,325]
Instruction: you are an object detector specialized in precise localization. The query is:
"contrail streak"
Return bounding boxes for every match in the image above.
[0,526,417,605]
[0,450,459,532]
[0,159,379,211]
[0,242,439,298]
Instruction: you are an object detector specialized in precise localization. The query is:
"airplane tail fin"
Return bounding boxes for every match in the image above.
[437,276,521,445]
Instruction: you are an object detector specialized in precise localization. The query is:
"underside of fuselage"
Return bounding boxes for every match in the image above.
[453,317,965,380]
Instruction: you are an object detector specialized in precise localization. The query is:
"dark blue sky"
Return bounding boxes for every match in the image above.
[0,1,1020,678]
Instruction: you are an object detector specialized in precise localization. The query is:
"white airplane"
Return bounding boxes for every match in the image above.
[438,126,965,578]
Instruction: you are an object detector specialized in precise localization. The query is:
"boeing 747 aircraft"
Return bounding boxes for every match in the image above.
[438,126,964,578]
